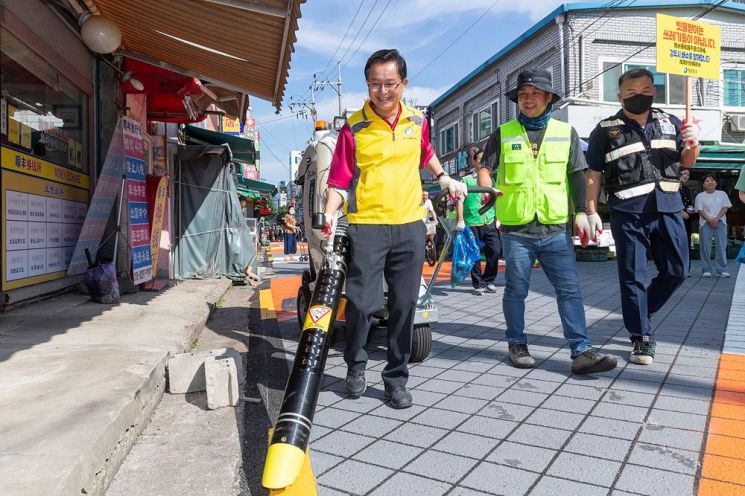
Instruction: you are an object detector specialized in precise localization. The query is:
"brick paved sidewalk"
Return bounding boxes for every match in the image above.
[270,259,741,496]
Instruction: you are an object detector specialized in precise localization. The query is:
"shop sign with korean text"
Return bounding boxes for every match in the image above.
[123,117,153,284]
[656,13,721,80]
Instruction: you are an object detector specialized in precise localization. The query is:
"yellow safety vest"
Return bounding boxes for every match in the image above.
[496,118,572,225]
[345,101,425,224]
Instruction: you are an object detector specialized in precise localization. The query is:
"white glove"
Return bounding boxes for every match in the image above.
[681,118,701,147]
[456,220,465,231]
[438,175,467,199]
[575,213,591,248]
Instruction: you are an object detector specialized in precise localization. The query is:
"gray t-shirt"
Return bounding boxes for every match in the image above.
[482,125,587,238]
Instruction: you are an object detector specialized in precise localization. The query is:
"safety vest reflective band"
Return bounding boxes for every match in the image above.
[598,109,680,195]
[496,118,572,226]
[345,101,425,224]
[463,174,495,226]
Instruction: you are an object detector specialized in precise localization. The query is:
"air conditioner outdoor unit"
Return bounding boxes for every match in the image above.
[730,114,745,132]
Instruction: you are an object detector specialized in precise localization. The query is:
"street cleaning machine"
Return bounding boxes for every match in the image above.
[262,121,499,491]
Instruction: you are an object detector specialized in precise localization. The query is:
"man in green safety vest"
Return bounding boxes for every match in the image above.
[462,146,501,295]
[480,68,617,375]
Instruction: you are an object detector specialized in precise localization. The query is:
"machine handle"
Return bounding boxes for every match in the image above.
[432,186,501,216]
[311,212,326,230]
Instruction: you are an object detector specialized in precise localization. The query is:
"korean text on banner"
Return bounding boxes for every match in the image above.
[123,117,153,285]
[656,13,721,80]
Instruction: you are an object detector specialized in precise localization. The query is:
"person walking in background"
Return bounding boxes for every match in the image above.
[464,146,501,295]
[480,68,617,375]
[283,207,299,261]
[695,173,731,278]
[322,49,467,408]
[586,68,700,366]
[736,169,745,205]
[679,168,694,272]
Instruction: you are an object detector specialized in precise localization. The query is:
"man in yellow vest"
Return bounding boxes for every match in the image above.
[480,68,617,375]
[322,49,467,408]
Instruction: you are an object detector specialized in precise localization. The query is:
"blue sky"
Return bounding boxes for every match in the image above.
[251,0,571,185]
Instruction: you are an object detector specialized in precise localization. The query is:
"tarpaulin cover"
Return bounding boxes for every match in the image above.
[175,144,255,281]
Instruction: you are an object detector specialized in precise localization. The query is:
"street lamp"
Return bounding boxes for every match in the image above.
[80,14,122,54]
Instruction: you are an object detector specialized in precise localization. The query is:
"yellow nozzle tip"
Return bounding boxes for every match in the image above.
[262,443,306,489]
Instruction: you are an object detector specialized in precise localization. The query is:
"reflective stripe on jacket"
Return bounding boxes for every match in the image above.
[496,118,572,225]
[599,109,680,196]
[345,101,425,224]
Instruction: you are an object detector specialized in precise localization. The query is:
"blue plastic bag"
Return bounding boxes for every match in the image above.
[451,226,483,288]
[736,243,745,265]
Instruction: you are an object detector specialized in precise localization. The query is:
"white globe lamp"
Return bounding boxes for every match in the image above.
[80,14,122,54]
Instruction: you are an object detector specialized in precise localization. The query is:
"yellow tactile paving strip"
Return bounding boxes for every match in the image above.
[698,353,745,496]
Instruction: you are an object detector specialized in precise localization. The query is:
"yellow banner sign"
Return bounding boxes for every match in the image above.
[656,13,720,80]
[1,147,90,189]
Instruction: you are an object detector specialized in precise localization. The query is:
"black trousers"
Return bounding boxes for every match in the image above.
[469,222,501,289]
[344,221,426,387]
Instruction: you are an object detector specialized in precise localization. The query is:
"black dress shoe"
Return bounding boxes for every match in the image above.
[384,384,412,409]
[345,368,366,396]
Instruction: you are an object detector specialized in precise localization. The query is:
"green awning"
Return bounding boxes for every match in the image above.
[694,144,745,170]
[184,125,255,163]
[237,177,277,196]
[236,187,261,199]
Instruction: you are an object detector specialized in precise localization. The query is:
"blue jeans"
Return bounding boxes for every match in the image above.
[699,220,728,274]
[502,231,592,357]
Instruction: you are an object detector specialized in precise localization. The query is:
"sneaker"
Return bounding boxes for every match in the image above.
[384,384,412,409]
[703,272,712,278]
[473,287,485,295]
[508,343,536,369]
[345,368,366,396]
[630,336,656,365]
[719,272,730,278]
[571,349,618,375]
[485,283,498,293]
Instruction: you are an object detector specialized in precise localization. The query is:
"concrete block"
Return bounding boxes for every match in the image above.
[205,357,239,409]
[167,348,243,394]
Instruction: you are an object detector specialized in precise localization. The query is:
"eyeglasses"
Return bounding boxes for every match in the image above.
[367,81,402,92]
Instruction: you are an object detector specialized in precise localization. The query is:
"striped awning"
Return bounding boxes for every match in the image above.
[94,0,304,110]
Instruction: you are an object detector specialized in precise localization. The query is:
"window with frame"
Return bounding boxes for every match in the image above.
[439,123,458,155]
[723,69,745,107]
[0,29,88,172]
[601,61,685,106]
[472,101,499,142]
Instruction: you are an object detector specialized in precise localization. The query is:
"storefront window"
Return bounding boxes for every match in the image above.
[1,29,88,172]
[723,69,745,107]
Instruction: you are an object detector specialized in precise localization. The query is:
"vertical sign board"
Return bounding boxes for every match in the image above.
[68,122,124,276]
[1,146,90,290]
[122,117,153,284]
[146,175,168,278]
[656,14,721,80]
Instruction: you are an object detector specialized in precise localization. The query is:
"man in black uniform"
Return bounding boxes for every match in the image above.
[585,68,700,366]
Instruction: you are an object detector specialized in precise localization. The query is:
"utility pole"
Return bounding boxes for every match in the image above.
[289,62,343,123]
[313,62,343,117]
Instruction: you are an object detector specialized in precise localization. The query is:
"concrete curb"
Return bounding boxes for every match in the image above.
[0,278,233,496]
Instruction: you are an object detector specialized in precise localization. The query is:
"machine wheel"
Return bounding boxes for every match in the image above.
[425,239,437,266]
[296,284,311,329]
[410,324,432,363]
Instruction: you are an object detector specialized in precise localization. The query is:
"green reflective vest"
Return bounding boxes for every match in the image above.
[496,118,572,225]
[463,174,496,226]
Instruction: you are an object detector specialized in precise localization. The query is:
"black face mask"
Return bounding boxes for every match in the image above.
[622,94,654,115]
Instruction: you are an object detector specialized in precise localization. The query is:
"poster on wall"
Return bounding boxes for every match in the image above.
[2,146,90,290]
[123,117,153,285]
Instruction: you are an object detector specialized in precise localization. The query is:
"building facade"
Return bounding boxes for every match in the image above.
[429,1,745,177]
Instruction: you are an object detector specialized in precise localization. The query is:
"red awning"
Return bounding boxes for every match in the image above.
[123,59,202,96]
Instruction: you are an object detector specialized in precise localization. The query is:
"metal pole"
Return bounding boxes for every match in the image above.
[337,61,343,116]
